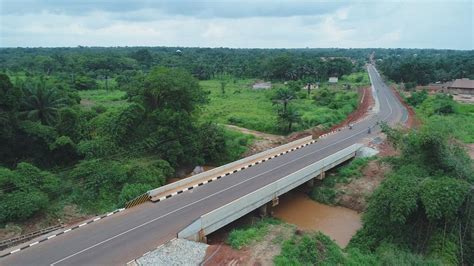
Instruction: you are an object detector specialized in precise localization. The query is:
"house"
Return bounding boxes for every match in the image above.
[447,78,474,95]
[328,77,338,84]
[252,81,272,90]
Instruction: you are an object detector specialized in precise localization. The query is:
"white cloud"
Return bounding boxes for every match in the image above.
[0,1,472,49]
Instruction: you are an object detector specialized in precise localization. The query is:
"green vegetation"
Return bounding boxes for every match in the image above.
[200,72,365,134]
[418,94,474,143]
[227,219,442,265]
[350,119,473,265]
[227,218,280,249]
[0,67,253,225]
[1,47,372,227]
[78,89,128,110]
[311,158,372,205]
[377,50,473,85]
[275,232,346,265]
[405,91,474,143]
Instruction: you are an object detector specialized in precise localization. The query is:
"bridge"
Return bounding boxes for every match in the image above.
[0,64,407,265]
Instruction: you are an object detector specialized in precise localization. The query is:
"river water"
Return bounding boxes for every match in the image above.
[273,191,362,248]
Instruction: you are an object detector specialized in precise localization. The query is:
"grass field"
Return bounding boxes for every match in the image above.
[78,89,129,110]
[200,72,368,134]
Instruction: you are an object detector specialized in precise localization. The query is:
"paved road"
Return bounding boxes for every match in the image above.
[1,65,406,265]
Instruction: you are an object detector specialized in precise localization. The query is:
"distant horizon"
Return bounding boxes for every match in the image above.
[1,0,472,50]
[0,46,472,51]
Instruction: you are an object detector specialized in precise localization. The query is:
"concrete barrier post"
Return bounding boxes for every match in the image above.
[318,171,326,180]
[258,204,268,217]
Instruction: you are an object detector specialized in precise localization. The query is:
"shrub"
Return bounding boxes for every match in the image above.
[227,218,279,249]
[274,232,345,266]
[118,183,153,207]
[311,187,337,205]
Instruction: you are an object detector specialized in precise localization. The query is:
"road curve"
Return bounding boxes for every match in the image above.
[0,64,406,266]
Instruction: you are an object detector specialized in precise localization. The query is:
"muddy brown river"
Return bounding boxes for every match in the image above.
[273,191,361,247]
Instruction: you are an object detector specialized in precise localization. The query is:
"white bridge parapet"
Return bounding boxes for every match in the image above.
[148,136,312,199]
[178,143,363,241]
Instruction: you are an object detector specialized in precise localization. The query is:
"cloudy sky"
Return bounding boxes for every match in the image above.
[1,0,472,49]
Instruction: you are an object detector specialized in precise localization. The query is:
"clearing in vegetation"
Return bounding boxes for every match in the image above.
[200,72,369,134]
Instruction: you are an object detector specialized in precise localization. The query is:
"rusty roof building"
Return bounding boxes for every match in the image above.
[447,78,474,95]
[449,78,474,89]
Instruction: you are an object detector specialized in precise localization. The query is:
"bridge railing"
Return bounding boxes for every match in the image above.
[147,136,313,198]
[178,143,363,240]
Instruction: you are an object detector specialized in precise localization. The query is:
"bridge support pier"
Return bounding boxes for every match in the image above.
[317,171,326,180]
[258,204,268,217]
[198,229,207,243]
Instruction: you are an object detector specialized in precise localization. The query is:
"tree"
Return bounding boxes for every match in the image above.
[407,89,428,107]
[272,87,296,113]
[130,49,153,67]
[216,72,231,95]
[0,74,22,163]
[21,84,66,125]
[73,75,97,90]
[278,106,301,132]
[142,67,208,112]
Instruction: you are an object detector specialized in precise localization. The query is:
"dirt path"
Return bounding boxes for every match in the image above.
[225,125,286,156]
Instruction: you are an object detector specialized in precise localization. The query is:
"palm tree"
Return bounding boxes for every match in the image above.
[21,84,66,125]
[278,106,301,132]
[272,87,295,113]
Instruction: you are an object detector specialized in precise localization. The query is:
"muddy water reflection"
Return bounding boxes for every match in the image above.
[273,191,361,247]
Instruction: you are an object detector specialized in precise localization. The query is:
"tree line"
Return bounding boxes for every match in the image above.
[376,49,474,86]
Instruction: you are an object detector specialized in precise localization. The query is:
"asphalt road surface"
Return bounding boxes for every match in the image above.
[1,64,406,265]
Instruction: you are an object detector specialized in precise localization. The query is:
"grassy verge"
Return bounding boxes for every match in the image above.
[227,218,281,249]
[310,157,372,205]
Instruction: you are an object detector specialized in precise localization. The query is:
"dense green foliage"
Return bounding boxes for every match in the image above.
[350,119,473,265]
[1,47,363,84]
[0,163,61,224]
[275,232,346,266]
[274,231,443,265]
[0,67,252,224]
[376,49,474,85]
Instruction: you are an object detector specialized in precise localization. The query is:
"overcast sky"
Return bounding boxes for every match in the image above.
[1,0,473,49]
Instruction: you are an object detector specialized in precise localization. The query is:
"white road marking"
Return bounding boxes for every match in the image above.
[10,249,20,254]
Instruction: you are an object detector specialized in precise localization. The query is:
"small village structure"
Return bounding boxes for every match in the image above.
[252,81,272,90]
[445,78,474,95]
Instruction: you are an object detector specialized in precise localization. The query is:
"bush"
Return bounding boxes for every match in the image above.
[311,187,337,205]
[274,232,345,266]
[118,183,153,207]
[227,218,279,249]
[0,163,61,224]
